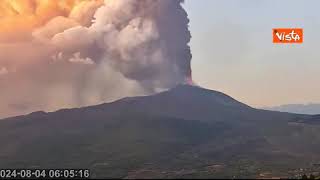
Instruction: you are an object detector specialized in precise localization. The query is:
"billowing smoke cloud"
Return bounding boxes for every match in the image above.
[0,0,192,118]
[68,52,95,65]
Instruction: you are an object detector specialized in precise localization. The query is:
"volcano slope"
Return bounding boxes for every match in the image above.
[0,85,319,178]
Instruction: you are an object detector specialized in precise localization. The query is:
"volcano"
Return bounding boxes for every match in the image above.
[0,85,320,178]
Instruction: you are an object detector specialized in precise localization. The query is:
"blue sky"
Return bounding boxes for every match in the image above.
[183,0,320,107]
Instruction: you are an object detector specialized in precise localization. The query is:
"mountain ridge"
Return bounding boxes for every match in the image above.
[0,85,320,178]
[3,85,253,121]
[263,103,320,115]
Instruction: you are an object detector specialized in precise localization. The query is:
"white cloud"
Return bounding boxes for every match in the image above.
[51,52,64,62]
[69,52,95,65]
[33,16,79,42]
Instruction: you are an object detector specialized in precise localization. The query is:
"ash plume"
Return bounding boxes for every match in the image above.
[49,0,193,89]
[0,0,192,118]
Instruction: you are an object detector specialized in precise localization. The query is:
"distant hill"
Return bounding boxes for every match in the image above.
[264,104,320,115]
[0,85,319,178]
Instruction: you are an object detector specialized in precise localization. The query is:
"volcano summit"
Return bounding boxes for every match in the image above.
[0,85,319,178]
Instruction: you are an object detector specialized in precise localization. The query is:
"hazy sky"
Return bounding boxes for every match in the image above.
[184,0,320,107]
